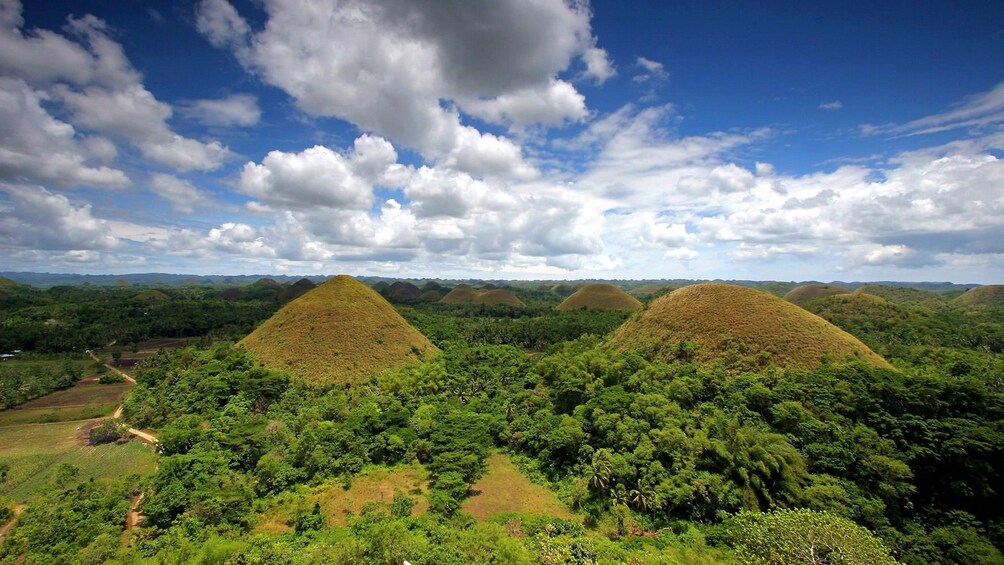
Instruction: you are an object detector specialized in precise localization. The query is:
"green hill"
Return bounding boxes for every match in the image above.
[134,289,169,301]
[608,283,890,371]
[239,275,438,385]
[440,284,481,303]
[855,284,948,310]
[557,283,643,311]
[806,292,951,349]
[387,281,423,303]
[783,284,851,308]
[954,285,1004,308]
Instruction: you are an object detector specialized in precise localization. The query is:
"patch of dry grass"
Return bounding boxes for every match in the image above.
[557,283,643,312]
[783,284,851,308]
[0,379,130,426]
[461,453,575,521]
[253,465,430,533]
[608,283,891,371]
[239,275,438,386]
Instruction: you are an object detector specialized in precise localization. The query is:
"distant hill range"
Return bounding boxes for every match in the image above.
[0,272,986,293]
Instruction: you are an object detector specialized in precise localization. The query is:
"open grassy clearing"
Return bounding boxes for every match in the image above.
[461,453,575,521]
[253,464,430,533]
[94,337,193,368]
[0,378,130,426]
[0,419,155,502]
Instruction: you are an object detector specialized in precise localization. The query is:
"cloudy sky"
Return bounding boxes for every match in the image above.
[1,0,1003,282]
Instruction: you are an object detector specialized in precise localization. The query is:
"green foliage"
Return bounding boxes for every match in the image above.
[722,508,896,564]
[88,419,126,445]
[0,358,81,409]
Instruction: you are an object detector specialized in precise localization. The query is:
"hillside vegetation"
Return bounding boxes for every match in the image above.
[608,283,890,371]
[855,284,949,310]
[557,283,643,312]
[955,284,1004,308]
[441,285,524,307]
[783,284,850,308]
[239,275,438,385]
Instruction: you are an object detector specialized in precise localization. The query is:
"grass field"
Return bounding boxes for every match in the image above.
[0,420,156,502]
[95,337,193,368]
[0,378,129,426]
[253,464,430,533]
[461,453,574,521]
[557,283,643,311]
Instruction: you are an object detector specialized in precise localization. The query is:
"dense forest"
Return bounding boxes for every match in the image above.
[0,280,1001,563]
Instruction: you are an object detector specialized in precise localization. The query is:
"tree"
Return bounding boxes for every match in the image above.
[725,508,897,565]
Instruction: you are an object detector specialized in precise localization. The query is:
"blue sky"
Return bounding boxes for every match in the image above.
[1,0,1003,282]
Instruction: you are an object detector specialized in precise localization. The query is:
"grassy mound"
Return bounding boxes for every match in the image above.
[557,283,643,311]
[627,284,671,298]
[219,287,244,300]
[440,284,481,303]
[254,277,282,289]
[855,285,948,310]
[278,278,316,302]
[440,285,523,306]
[783,284,851,308]
[477,289,524,307]
[387,281,423,303]
[954,285,1004,308]
[608,283,890,371]
[239,275,438,385]
[371,281,390,292]
[134,289,169,301]
[419,290,443,302]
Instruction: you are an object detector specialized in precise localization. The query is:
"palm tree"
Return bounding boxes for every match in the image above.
[610,484,629,507]
[629,479,653,511]
[585,457,612,491]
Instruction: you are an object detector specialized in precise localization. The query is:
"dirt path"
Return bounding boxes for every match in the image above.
[85,350,136,385]
[0,505,24,542]
[125,493,144,531]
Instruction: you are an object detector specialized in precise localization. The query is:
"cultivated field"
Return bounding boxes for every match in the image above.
[0,378,130,426]
[0,419,155,501]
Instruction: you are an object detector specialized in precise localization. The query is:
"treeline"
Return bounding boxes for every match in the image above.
[0,286,280,353]
[0,359,81,409]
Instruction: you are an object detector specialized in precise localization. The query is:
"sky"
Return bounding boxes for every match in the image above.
[1,0,1003,283]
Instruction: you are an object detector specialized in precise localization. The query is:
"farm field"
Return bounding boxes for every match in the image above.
[0,419,155,502]
[0,377,130,426]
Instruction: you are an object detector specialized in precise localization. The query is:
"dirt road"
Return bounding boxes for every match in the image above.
[85,350,136,385]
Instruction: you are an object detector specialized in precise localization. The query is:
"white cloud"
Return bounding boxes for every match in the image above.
[149,173,214,214]
[239,142,389,210]
[0,183,117,250]
[819,100,843,110]
[179,94,261,127]
[0,78,130,188]
[581,46,616,83]
[197,0,608,177]
[866,81,1004,136]
[633,56,668,83]
[0,1,231,173]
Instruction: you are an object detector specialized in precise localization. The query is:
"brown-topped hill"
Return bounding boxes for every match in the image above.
[278,278,316,302]
[783,284,851,308]
[386,281,423,303]
[608,283,890,371]
[239,275,438,385]
[557,283,643,311]
[954,285,1004,308]
[134,289,170,301]
[254,278,283,289]
[440,285,524,307]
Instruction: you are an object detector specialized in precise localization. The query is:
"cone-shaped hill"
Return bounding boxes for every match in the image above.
[608,283,890,371]
[254,277,283,289]
[440,285,524,306]
[805,292,951,348]
[954,285,1004,308]
[239,275,438,385]
[855,285,947,310]
[558,283,643,311]
[278,278,316,302]
[783,284,851,308]
[387,281,423,303]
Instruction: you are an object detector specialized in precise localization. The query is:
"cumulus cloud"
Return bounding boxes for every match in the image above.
[195,0,609,177]
[179,94,261,127]
[149,173,214,213]
[0,78,129,188]
[0,1,231,173]
[0,183,117,250]
[581,46,616,83]
[819,100,843,110]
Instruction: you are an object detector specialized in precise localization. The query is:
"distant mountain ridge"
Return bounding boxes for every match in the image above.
[0,271,986,292]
